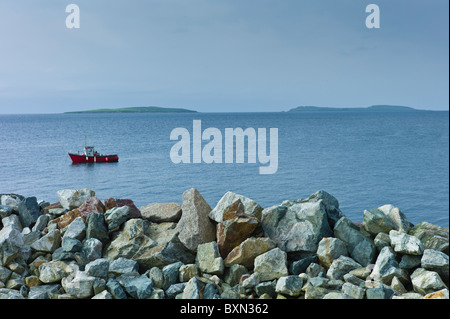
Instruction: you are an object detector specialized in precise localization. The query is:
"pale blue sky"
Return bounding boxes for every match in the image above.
[0,0,448,113]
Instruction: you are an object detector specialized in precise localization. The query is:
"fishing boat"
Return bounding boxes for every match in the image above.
[69,144,119,163]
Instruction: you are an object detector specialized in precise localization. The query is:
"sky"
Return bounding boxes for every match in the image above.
[0,0,448,113]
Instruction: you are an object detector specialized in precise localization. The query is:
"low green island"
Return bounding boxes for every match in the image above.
[65,106,198,114]
[288,105,421,112]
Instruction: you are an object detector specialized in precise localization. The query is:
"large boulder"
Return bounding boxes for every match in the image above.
[30,229,61,253]
[217,200,259,258]
[17,197,42,228]
[389,230,424,255]
[326,256,361,281]
[177,188,216,252]
[254,248,288,282]
[303,190,344,228]
[362,208,395,236]
[57,189,95,210]
[196,241,224,275]
[0,226,24,266]
[421,249,449,282]
[408,222,449,255]
[209,191,263,223]
[378,204,412,233]
[317,237,348,268]
[333,217,376,266]
[261,200,333,254]
[370,246,408,285]
[104,219,194,270]
[224,237,276,268]
[140,202,182,223]
[61,270,96,299]
[411,268,447,295]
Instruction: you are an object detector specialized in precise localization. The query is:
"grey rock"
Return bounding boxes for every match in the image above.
[32,214,49,232]
[326,256,361,281]
[182,277,219,299]
[333,217,376,266]
[317,237,348,268]
[86,212,109,244]
[0,266,12,283]
[304,286,331,299]
[409,222,449,254]
[92,290,113,299]
[177,188,215,252]
[389,230,424,255]
[343,273,365,287]
[224,264,248,286]
[106,278,127,299]
[209,191,263,223]
[261,200,333,254]
[241,272,260,290]
[254,248,288,282]
[305,262,325,278]
[322,291,352,299]
[362,208,395,235]
[0,225,24,266]
[17,197,42,228]
[62,217,86,241]
[0,194,22,210]
[104,219,194,270]
[39,260,72,283]
[399,254,422,270]
[374,232,391,251]
[61,270,96,299]
[85,258,110,278]
[304,190,344,228]
[0,205,13,219]
[196,241,224,275]
[351,238,377,267]
[289,255,319,276]
[30,229,61,253]
[411,268,447,295]
[104,206,130,232]
[28,284,62,299]
[341,282,365,299]
[421,249,449,281]
[162,261,184,290]
[179,264,199,283]
[2,214,22,231]
[124,274,153,299]
[255,281,276,298]
[81,238,103,262]
[366,283,395,299]
[61,237,82,253]
[378,204,412,233]
[391,276,407,294]
[109,257,139,276]
[166,282,187,298]
[370,246,408,285]
[57,189,95,210]
[275,275,303,296]
[140,202,182,223]
[147,267,164,288]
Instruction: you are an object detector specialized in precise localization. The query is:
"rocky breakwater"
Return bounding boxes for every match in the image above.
[0,189,448,299]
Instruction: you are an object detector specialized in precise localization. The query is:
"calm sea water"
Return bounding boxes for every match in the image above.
[0,111,448,227]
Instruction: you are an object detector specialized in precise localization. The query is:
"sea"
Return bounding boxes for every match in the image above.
[0,111,448,227]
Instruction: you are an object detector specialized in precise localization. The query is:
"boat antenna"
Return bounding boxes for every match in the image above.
[85,136,87,148]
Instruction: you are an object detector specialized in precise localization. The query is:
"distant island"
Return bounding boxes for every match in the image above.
[288,105,421,112]
[65,106,198,114]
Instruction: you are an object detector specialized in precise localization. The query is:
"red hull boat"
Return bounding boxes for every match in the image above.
[69,146,119,163]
